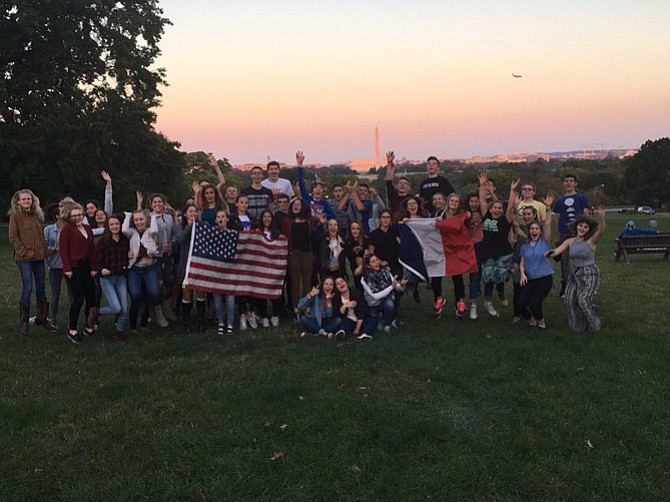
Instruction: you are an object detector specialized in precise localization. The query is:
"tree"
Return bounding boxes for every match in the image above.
[624,138,670,208]
[0,1,185,210]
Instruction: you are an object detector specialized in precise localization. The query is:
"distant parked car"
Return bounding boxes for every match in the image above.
[637,206,655,215]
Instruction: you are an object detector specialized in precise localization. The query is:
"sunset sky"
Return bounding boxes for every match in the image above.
[154,0,670,164]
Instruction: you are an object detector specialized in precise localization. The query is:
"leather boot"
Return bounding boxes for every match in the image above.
[153,305,169,328]
[182,301,192,333]
[85,307,99,334]
[196,300,206,333]
[19,303,30,336]
[37,299,56,331]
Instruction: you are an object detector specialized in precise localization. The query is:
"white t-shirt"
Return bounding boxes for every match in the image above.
[261,178,295,198]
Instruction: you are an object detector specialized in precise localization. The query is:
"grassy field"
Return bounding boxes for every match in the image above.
[1,215,669,501]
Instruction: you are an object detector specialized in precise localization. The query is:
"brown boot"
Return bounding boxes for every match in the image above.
[112,331,126,343]
[37,299,56,331]
[85,307,99,334]
[19,303,30,336]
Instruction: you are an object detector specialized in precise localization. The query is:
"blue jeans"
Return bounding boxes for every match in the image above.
[16,259,46,307]
[370,297,396,330]
[100,275,129,332]
[300,315,342,334]
[213,294,236,326]
[340,316,378,336]
[127,263,160,329]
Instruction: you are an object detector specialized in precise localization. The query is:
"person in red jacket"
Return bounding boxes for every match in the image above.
[59,198,99,344]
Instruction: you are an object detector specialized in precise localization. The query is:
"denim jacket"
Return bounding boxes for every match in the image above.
[297,293,334,332]
[43,223,63,270]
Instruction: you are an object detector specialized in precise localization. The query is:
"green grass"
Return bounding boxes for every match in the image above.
[1,215,669,501]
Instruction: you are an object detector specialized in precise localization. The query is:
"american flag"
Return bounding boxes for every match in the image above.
[183,221,288,299]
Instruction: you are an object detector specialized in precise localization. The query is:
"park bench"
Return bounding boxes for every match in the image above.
[615,233,670,263]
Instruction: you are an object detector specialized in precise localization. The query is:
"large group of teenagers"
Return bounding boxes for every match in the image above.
[8,150,606,345]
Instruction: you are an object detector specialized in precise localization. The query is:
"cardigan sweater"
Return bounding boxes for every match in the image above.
[59,224,97,273]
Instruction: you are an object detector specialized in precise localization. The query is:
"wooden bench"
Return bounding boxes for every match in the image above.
[615,233,670,263]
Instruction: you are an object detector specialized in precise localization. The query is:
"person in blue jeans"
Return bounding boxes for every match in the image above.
[297,276,342,338]
[97,215,130,342]
[360,254,406,333]
[9,189,53,335]
[212,210,237,335]
[122,208,167,333]
[333,277,377,340]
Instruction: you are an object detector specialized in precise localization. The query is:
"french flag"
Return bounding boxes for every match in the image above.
[398,214,478,282]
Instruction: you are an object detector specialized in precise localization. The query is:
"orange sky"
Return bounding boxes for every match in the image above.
[154,0,670,163]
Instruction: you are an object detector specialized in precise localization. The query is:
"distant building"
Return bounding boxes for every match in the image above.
[349,159,377,172]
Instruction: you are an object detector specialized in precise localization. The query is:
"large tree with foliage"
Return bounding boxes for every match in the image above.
[0,0,185,211]
[623,138,670,208]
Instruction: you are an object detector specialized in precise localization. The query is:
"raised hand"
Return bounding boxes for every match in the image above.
[309,286,320,297]
[207,154,218,168]
[510,178,521,191]
[386,151,395,165]
[136,191,143,204]
[192,180,201,195]
[295,150,305,166]
[101,170,112,185]
[477,172,488,186]
[542,192,555,208]
[597,205,606,217]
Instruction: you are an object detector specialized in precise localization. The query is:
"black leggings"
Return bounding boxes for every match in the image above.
[431,275,465,303]
[66,260,97,331]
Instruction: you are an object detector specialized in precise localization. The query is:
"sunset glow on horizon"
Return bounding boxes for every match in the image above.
[153,0,670,164]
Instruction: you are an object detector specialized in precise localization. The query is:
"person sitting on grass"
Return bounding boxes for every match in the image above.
[360,254,406,333]
[332,277,377,341]
[297,276,342,338]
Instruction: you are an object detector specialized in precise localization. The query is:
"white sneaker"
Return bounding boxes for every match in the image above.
[335,330,345,341]
[383,326,391,333]
[247,312,258,329]
[270,316,280,327]
[261,317,270,328]
[29,315,37,325]
[239,314,248,331]
[469,303,478,320]
[356,333,373,340]
[484,301,498,317]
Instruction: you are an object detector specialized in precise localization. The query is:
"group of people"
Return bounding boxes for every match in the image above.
[8,151,607,344]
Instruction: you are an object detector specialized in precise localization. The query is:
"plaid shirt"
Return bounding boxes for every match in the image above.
[97,235,130,276]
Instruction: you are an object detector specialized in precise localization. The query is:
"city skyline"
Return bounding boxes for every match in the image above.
[153,1,670,164]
